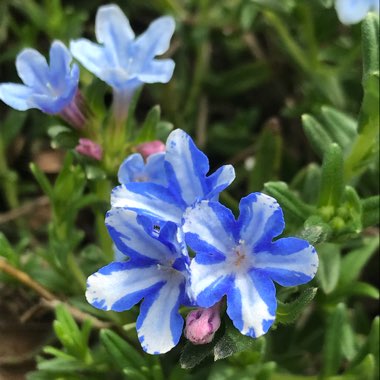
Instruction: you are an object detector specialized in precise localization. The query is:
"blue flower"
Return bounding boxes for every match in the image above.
[182,193,319,338]
[111,129,235,225]
[118,152,168,187]
[86,209,190,354]
[0,41,79,114]
[335,0,379,24]
[70,4,175,92]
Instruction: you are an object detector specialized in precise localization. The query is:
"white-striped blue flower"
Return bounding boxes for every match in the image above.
[111,129,235,225]
[70,4,175,122]
[335,0,379,24]
[0,41,79,114]
[118,152,167,187]
[182,193,319,339]
[86,209,190,354]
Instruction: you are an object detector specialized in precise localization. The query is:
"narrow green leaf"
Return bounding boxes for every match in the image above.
[361,195,380,228]
[302,114,333,158]
[276,288,317,325]
[30,163,54,200]
[100,329,145,371]
[135,105,161,143]
[339,237,379,288]
[322,303,346,376]
[318,143,344,208]
[320,106,357,152]
[362,14,379,82]
[316,243,341,294]
[249,118,282,192]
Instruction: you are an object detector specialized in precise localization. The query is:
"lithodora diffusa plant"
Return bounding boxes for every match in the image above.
[0,1,378,380]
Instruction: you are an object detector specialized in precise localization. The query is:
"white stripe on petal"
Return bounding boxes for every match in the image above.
[111,183,184,223]
[238,193,284,252]
[137,275,184,354]
[190,259,232,307]
[227,271,276,338]
[165,129,208,205]
[254,238,319,286]
[183,201,237,257]
[86,263,163,311]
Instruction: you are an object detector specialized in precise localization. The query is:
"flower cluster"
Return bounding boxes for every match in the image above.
[87,128,319,354]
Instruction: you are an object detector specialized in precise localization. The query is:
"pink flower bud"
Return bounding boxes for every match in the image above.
[75,138,102,161]
[184,303,221,345]
[136,140,165,160]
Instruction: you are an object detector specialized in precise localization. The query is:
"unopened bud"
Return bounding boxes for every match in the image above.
[75,138,102,161]
[136,140,165,160]
[184,303,221,345]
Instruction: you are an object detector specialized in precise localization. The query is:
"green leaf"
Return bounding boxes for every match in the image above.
[180,340,216,369]
[338,237,379,288]
[322,303,347,376]
[30,163,54,200]
[213,320,265,361]
[299,216,332,245]
[100,329,146,371]
[362,14,379,83]
[155,121,174,141]
[318,143,344,208]
[361,195,380,228]
[344,354,376,380]
[320,106,357,152]
[276,287,317,325]
[249,118,283,192]
[135,105,161,143]
[316,243,341,294]
[302,114,333,158]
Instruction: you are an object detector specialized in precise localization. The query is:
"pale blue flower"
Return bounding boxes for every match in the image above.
[182,193,319,338]
[70,4,175,121]
[0,41,79,114]
[86,209,190,354]
[335,0,379,24]
[111,129,235,225]
[118,152,167,187]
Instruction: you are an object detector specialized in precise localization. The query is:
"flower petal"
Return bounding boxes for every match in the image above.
[183,200,238,258]
[133,16,175,62]
[111,183,184,223]
[48,40,73,89]
[118,153,145,184]
[190,257,233,307]
[206,164,236,200]
[144,153,168,186]
[0,83,34,110]
[70,38,107,78]
[165,129,209,205]
[237,193,285,252]
[137,59,175,83]
[254,237,319,286]
[86,261,165,312]
[227,270,276,338]
[335,0,372,24]
[16,48,49,92]
[95,4,134,65]
[137,277,184,354]
[106,208,173,263]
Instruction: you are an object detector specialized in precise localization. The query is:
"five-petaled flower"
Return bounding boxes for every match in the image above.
[335,0,379,24]
[111,129,235,225]
[70,4,176,122]
[0,41,79,116]
[86,209,191,354]
[182,193,319,338]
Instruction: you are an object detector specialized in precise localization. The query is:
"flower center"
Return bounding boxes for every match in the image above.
[233,240,247,268]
